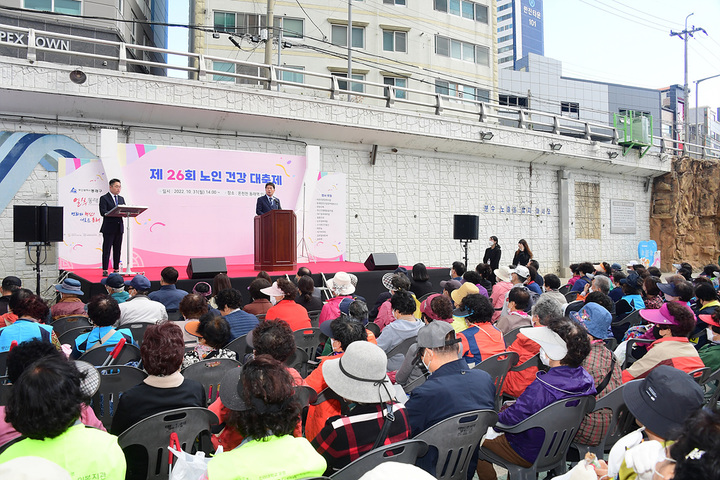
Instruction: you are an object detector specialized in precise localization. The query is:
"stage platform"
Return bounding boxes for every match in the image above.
[64,262,450,306]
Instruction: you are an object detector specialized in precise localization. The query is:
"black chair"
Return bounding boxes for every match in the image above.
[703,367,720,407]
[415,409,498,480]
[307,310,322,328]
[559,284,571,295]
[330,439,429,480]
[181,358,241,403]
[57,326,94,346]
[295,384,318,409]
[564,291,579,302]
[286,347,311,378]
[572,381,639,459]
[473,351,519,410]
[622,338,654,369]
[417,292,435,302]
[478,396,596,480]
[0,351,7,379]
[122,322,153,346]
[510,353,542,373]
[312,387,350,416]
[117,407,218,480]
[91,365,148,429]
[612,309,644,341]
[294,327,323,364]
[503,327,524,348]
[689,367,711,384]
[225,334,251,358]
[79,342,142,366]
[385,336,417,361]
[50,315,92,336]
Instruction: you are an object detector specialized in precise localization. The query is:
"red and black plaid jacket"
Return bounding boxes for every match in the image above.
[311,402,410,473]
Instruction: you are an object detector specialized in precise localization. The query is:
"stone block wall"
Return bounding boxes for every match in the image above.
[651,156,720,271]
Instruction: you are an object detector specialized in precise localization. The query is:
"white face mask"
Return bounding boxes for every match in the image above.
[489,241,494,247]
[586,273,595,280]
[539,348,551,367]
[707,327,717,344]
[270,296,279,306]
[421,350,432,371]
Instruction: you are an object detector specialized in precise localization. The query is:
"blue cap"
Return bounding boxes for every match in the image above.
[126,274,151,291]
[571,303,612,339]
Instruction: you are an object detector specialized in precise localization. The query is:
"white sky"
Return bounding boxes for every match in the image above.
[167,0,720,110]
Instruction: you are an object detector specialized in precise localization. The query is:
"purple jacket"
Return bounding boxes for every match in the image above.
[498,366,596,463]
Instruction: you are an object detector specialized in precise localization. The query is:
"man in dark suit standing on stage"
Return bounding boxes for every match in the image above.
[99,178,125,277]
[255,182,281,215]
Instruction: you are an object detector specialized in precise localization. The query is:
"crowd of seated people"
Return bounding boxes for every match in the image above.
[0,256,719,480]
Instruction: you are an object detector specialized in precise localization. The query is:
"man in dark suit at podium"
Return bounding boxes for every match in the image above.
[99,178,126,277]
[256,182,281,215]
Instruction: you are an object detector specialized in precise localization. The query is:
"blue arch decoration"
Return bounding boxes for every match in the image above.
[0,132,97,213]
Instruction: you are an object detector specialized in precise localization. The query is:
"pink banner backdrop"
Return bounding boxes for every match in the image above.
[58,144,306,269]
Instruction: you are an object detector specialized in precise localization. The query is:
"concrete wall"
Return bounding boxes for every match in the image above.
[0,57,663,292]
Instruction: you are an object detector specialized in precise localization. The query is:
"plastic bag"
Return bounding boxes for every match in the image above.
[168,445,222,480]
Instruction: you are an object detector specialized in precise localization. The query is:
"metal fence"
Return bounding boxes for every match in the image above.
[1,23,719,160]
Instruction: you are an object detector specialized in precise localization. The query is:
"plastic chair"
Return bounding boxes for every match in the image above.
[79,342,142,366]
[478,396,596,480]
[703,367,720,407]
[294,328,323,363]
[559,285,571,295]
[612,310,644,341]
[50,315,92,335]
[417,292,435,302]
[330,439,429,480]
[572,381,639,459]
[473,351,519,410]
[414,409,498,480]
[307,310,322,328]
[122,322,152,346]
[0,350,7,378]
[564,291,578,302]
[225,334,251,358]
[689,367,711,384]
[503,327,524,348]
[622,338,654,370]
[117,407,218,480]
[385,336,417,360]
[295,384,318,409]
[286,347,311,378]
[57,326,93,346]
[90,365,148,429]
[181,358,241,403]
[510,353,542,373]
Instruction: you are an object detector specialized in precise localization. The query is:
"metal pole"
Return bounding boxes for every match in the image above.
[277,18,282,92]
[264,0,275,89]
[694,73,720,147]
[347,0,352,101]
[683,13,692,149]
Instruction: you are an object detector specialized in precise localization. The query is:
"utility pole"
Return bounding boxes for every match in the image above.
[670,13,706,149]
[264,0,275,90]
[347,0,353,101]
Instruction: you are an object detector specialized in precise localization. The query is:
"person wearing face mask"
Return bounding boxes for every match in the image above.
[512,239,533,267]
[622,302,704,383]
[698,310,720,373]
[483,236,502,276]
[262,278,311,331]
[570,262,596,293]
[404,321,495,476]
[377,291,423,371]
[476,317,596,480]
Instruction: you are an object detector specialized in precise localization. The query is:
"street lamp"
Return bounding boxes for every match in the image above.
[694,73,720,147]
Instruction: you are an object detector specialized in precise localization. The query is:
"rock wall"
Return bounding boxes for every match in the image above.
[651,156,720,271]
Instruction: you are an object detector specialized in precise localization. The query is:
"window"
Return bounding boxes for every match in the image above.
[498,13,512,22]
[497,24,512,33]
[498,45,513,54]
[25,0,80,14]
[499,95,528,108]
[383,30,407,52]
[281,66,305,83]
[435,80,489,103]
[237,65,261,85]
[575,182,600,240]
[384,0,406,4]
[499,55,513,64]
[214,11,236,33]
[434,0,488,23]
[561,101,580,119]
[435,35,488,65]
[213,61,235,82]
[331,25,364,48]
[498,3,511,11]
[384,77,407,99]
[498,34,513,43]
[282,18,304,38]
[332,73,364,93]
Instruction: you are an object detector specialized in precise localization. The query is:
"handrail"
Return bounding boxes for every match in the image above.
[2,23,719,160]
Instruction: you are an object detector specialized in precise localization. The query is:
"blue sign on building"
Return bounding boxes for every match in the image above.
[519,0,544,57]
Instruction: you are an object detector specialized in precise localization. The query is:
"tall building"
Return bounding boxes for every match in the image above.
[0,0,168,74]
[688,106,720,151]
[190,0,497,103]
[497,0,544,69]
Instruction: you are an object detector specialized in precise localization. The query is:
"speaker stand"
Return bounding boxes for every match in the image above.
[297,182,316,264]
[27,242,45,295]
[459,239,472,270]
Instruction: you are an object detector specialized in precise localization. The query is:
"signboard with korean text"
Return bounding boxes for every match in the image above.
[57,143,344,269]
[610,199,636,234]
